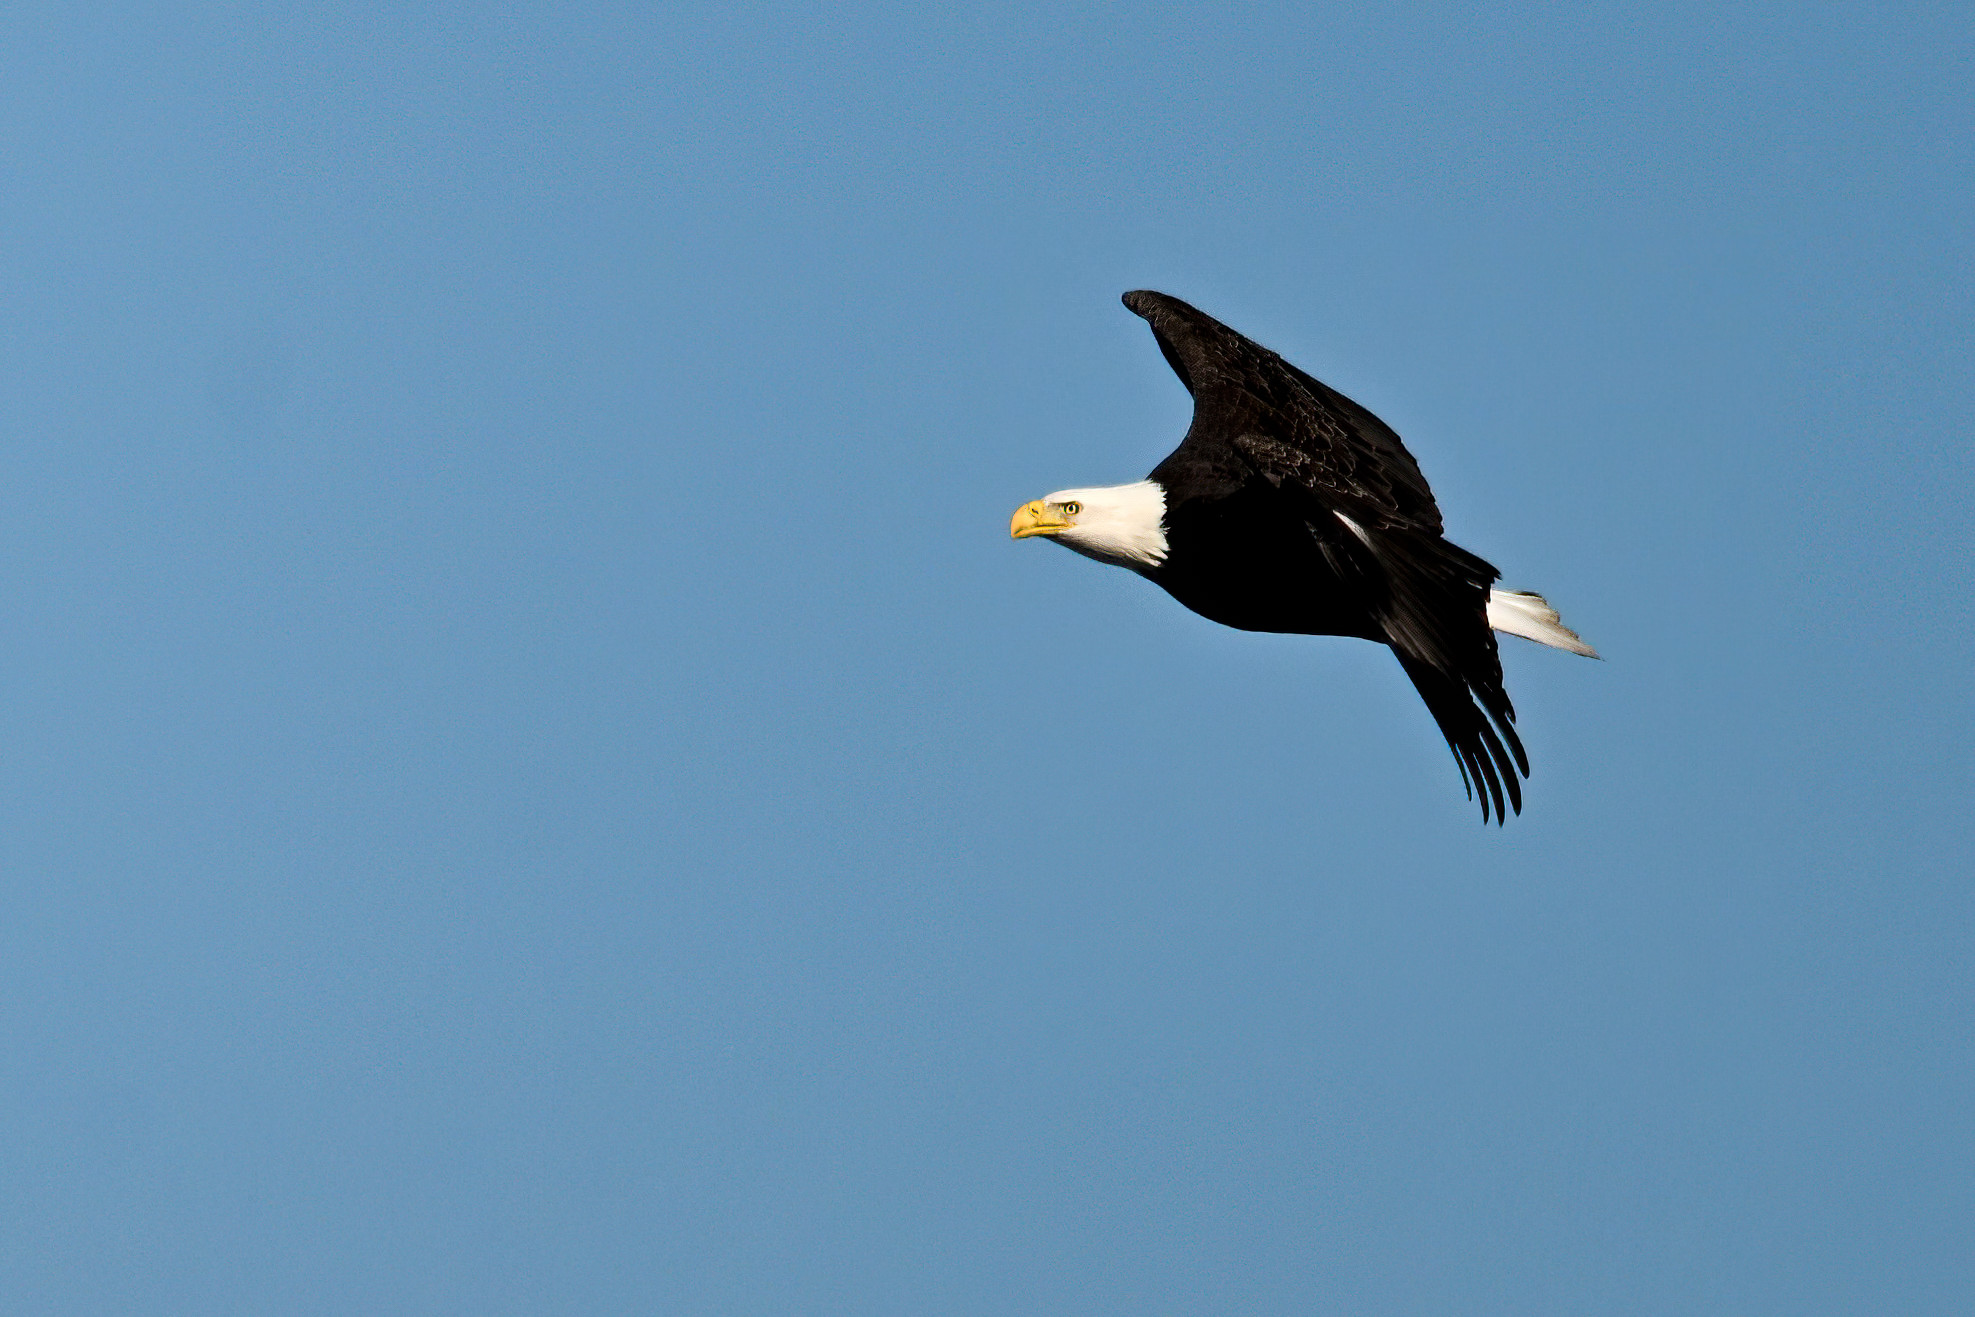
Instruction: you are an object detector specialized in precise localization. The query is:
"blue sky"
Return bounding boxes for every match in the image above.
[4,2,1970,1312]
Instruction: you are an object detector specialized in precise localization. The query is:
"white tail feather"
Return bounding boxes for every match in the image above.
[1487,590,1599,657]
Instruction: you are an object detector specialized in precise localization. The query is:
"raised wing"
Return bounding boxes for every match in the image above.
[1122,289,1527,821]
[1122,289,1442,534]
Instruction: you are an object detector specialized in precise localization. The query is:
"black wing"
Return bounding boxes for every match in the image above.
[1123,290,1527,822]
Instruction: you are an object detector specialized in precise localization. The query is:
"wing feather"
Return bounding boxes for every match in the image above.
[1123,289,1441,533]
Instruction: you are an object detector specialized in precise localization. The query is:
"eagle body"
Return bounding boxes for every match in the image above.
[1012,291,1595,823]
[1146,476,1385,641]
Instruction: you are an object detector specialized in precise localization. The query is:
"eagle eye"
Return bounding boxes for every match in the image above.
[1063,501,1082,515]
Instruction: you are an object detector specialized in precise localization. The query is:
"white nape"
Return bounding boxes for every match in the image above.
[1047,480,1169,570]
[1487,589,1599,657]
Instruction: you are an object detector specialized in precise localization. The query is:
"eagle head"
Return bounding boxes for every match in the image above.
[1010,481,1168,570]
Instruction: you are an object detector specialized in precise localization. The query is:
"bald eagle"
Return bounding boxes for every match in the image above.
[1012,291,1596,823]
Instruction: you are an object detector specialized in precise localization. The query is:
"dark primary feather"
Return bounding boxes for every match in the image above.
[1122,290,1527,821]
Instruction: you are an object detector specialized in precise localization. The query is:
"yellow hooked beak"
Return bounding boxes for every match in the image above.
[1010,499,1070,539]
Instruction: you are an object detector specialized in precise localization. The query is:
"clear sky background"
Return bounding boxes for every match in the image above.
[4,2,1970,1312]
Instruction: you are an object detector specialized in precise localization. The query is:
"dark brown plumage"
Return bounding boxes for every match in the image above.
[1122,290,1529,822]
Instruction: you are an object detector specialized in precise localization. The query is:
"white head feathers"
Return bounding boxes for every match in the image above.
[1043,480,1169,570]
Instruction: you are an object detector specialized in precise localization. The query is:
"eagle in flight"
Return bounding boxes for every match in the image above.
[1012,291,1596,823]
